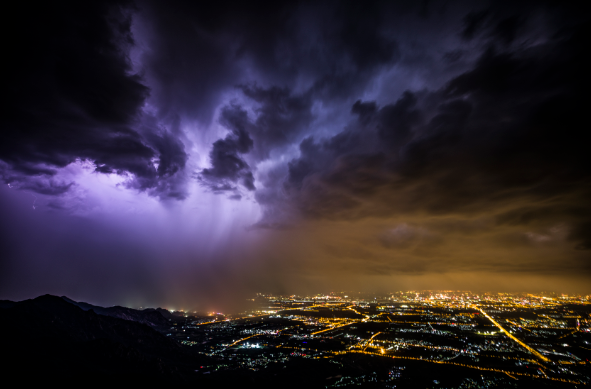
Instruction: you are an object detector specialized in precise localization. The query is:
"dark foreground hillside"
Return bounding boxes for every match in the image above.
[0,295,211,385]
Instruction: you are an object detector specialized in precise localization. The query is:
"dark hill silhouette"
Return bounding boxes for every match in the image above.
[143,306,179,320]
[0,299,16,309]
[60,296,172,328]
[0,295,209,384]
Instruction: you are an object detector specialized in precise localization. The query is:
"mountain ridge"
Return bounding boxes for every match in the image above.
[0,294,209,384]
[59,295,172,328]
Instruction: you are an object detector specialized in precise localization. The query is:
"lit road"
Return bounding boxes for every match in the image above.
[227,334,260,348]
[309,304,367,335]
[349,331,382,351]
[346,305,371,322]
[557,328,578,340]
[473,305,550,362]
[312,320,357,335]
[506,319,531,332]
[362,331,382,351]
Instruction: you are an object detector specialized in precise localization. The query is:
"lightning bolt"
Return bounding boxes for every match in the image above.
[32,194,37,210]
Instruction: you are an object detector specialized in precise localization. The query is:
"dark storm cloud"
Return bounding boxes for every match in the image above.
[377,91,423,152]
[461,10,490,40]
[1,0,187,199]
[18,181,75,197]
[197,84,315,197]
[135,0,411,200]
[136,0,404,121]
[240,85,314,159]
[197,105,255,193]
[283,13,591,252]
[461,5,532,46]
[305,2,402,101]
[132,0,243,123]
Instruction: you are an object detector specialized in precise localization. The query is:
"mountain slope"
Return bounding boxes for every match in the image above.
[60,296,172,328]
[0,295,208,384]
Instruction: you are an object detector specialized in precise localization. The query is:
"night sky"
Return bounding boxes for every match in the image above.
[1,0,589,311]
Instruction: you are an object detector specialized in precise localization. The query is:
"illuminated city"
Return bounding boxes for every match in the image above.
[157,291,590,387]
